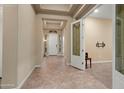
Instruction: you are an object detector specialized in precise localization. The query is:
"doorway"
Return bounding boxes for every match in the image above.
[48,32,58,55]
[70,4,113,88]
[84,4,113,88]
[71,19,85,70]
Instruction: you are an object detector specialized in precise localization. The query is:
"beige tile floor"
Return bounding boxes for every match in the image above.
[86,62,112,88]
[21,56,112,89]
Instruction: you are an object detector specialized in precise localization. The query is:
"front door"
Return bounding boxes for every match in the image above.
[48,33,58,55]
[71,19,85,70]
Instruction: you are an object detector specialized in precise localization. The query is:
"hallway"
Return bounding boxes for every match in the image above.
[0,4,114,89]
[21,56,111,89]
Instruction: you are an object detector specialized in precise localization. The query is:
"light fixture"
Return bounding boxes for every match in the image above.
[44,21,46,25]
[43,38,47,42]
[94,9,98,13]
[60,21,63,27]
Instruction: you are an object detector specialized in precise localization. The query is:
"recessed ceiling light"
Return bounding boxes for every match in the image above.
[94,9,98,13]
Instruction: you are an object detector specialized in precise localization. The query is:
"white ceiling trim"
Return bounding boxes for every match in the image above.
[42,18,67,31]
[40,4,72,12]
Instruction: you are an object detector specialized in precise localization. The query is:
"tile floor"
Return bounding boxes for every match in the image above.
[21,56,112,89]
[86,62,112,88]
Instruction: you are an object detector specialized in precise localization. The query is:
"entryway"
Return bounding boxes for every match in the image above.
[48,32,58,56]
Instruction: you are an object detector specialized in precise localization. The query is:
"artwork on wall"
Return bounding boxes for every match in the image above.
[96,41,105,48]
[73,22,80,56]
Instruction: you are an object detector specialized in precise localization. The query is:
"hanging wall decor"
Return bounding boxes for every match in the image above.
[96,41,105,48]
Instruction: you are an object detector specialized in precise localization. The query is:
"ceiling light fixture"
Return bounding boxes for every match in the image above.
[94,9,98,13]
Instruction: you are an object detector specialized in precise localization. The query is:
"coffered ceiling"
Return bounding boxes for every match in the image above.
[40,4,72,12]
[32,4,96,19]
[32,4,82,17]
[32,4,96,31]
[42,18,67,30]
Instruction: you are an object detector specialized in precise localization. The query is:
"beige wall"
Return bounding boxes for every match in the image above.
[36,14,72,65]
[17,5,37,85]
[63,18,72,64]
[36,14,44,65]
[2,5,18,88]
[85,17,112,62]
[1,4,37,88]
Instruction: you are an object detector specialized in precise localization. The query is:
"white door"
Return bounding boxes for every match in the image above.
[71,19,85,70]
[48,33,58,55]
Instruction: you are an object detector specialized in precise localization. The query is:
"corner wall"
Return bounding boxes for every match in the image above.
[36,14,44,65]
[17,4,37,86]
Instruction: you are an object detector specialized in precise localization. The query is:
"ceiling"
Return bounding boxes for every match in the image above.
[32,4,82,17]
[32,4,96,31]
[32,4,96,19]
[42,18,67,30]
[90,4,113,19]
[40,4,72,12]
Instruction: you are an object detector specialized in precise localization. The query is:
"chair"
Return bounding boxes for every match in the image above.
[85,52,92,69]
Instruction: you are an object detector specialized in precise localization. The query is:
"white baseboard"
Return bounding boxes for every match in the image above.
[92,60,112,64]
[16,65,40,89]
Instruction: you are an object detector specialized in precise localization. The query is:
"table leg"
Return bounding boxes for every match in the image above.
[90,59,92,68]
[85,60,87,69]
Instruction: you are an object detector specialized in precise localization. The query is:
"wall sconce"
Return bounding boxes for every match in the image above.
[43,39,47,42]
[96,41,105,48]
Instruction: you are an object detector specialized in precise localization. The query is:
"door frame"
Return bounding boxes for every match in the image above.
[112,4,124,89]
[70,4,101,70]
[71,18,85,70]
